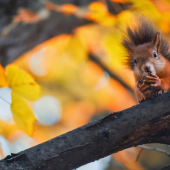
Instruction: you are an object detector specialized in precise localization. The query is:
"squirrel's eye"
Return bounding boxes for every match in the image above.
[134,59,137,64]
[153,52,157,58]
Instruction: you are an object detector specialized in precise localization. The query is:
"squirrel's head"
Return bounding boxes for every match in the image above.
[128,32,166,78]
[123,18,170,80]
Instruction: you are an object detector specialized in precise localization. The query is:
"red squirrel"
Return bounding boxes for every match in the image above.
[122,18,170,102]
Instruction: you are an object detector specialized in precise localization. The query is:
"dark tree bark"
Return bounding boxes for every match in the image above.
[160,166,170,170]
[0,0,131,66]
[0,12,91,66]
[0,0,96,66]
[1,92,170,170]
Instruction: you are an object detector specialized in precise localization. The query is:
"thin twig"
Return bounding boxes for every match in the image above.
[0,96,11,105]
[89,53,134,95]
[137,145,170,158]
[136,148,144,162]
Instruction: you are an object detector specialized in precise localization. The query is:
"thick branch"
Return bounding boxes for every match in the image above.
[0,0,93,66]
[160,165,170,170]
[1,92,170,169]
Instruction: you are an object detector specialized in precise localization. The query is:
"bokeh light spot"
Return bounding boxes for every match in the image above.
[33,96,62,126]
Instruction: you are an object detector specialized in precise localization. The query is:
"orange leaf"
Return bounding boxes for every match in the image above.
[110,0,127,3]
[0,65,8,87]
[46,2,78,15]
[13,8,40,23]
[46,2,58,10]
[59,4,78,15]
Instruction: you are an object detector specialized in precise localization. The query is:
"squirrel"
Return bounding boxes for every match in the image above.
[122,18,170,103]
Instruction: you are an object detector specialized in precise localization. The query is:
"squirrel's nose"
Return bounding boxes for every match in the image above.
[144,66,151,72]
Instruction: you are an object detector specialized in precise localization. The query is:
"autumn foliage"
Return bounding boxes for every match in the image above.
[1,0,170,169]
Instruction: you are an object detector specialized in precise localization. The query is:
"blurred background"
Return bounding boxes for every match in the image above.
[0,0,170,169]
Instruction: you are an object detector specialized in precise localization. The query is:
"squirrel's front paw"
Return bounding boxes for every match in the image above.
[143,73,161,90]
[138,98,146,103]
[153,89,164,97]
[138,83,153,99]
[139,83,150,93]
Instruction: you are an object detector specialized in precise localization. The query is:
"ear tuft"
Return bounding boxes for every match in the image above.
[152,31,161,52]
[123,40,135,56]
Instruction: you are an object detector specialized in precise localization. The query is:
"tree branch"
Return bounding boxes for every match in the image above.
[0,0,93,66]
[160,165,170,170]
[89,53,134,95]
[1,92,170,169]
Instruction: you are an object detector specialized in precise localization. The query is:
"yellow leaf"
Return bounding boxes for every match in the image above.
[86,2,116,26]
[88,2,107,13]
[6,64,40,101]
[128,0,160,20]
[66,36,88,63]
[0,120,18,138]
[11,92,36,136]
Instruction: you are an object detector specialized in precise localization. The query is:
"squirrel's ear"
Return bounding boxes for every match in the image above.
[152,31,161,52]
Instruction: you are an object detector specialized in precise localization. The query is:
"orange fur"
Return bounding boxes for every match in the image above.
[122,18,170,102]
